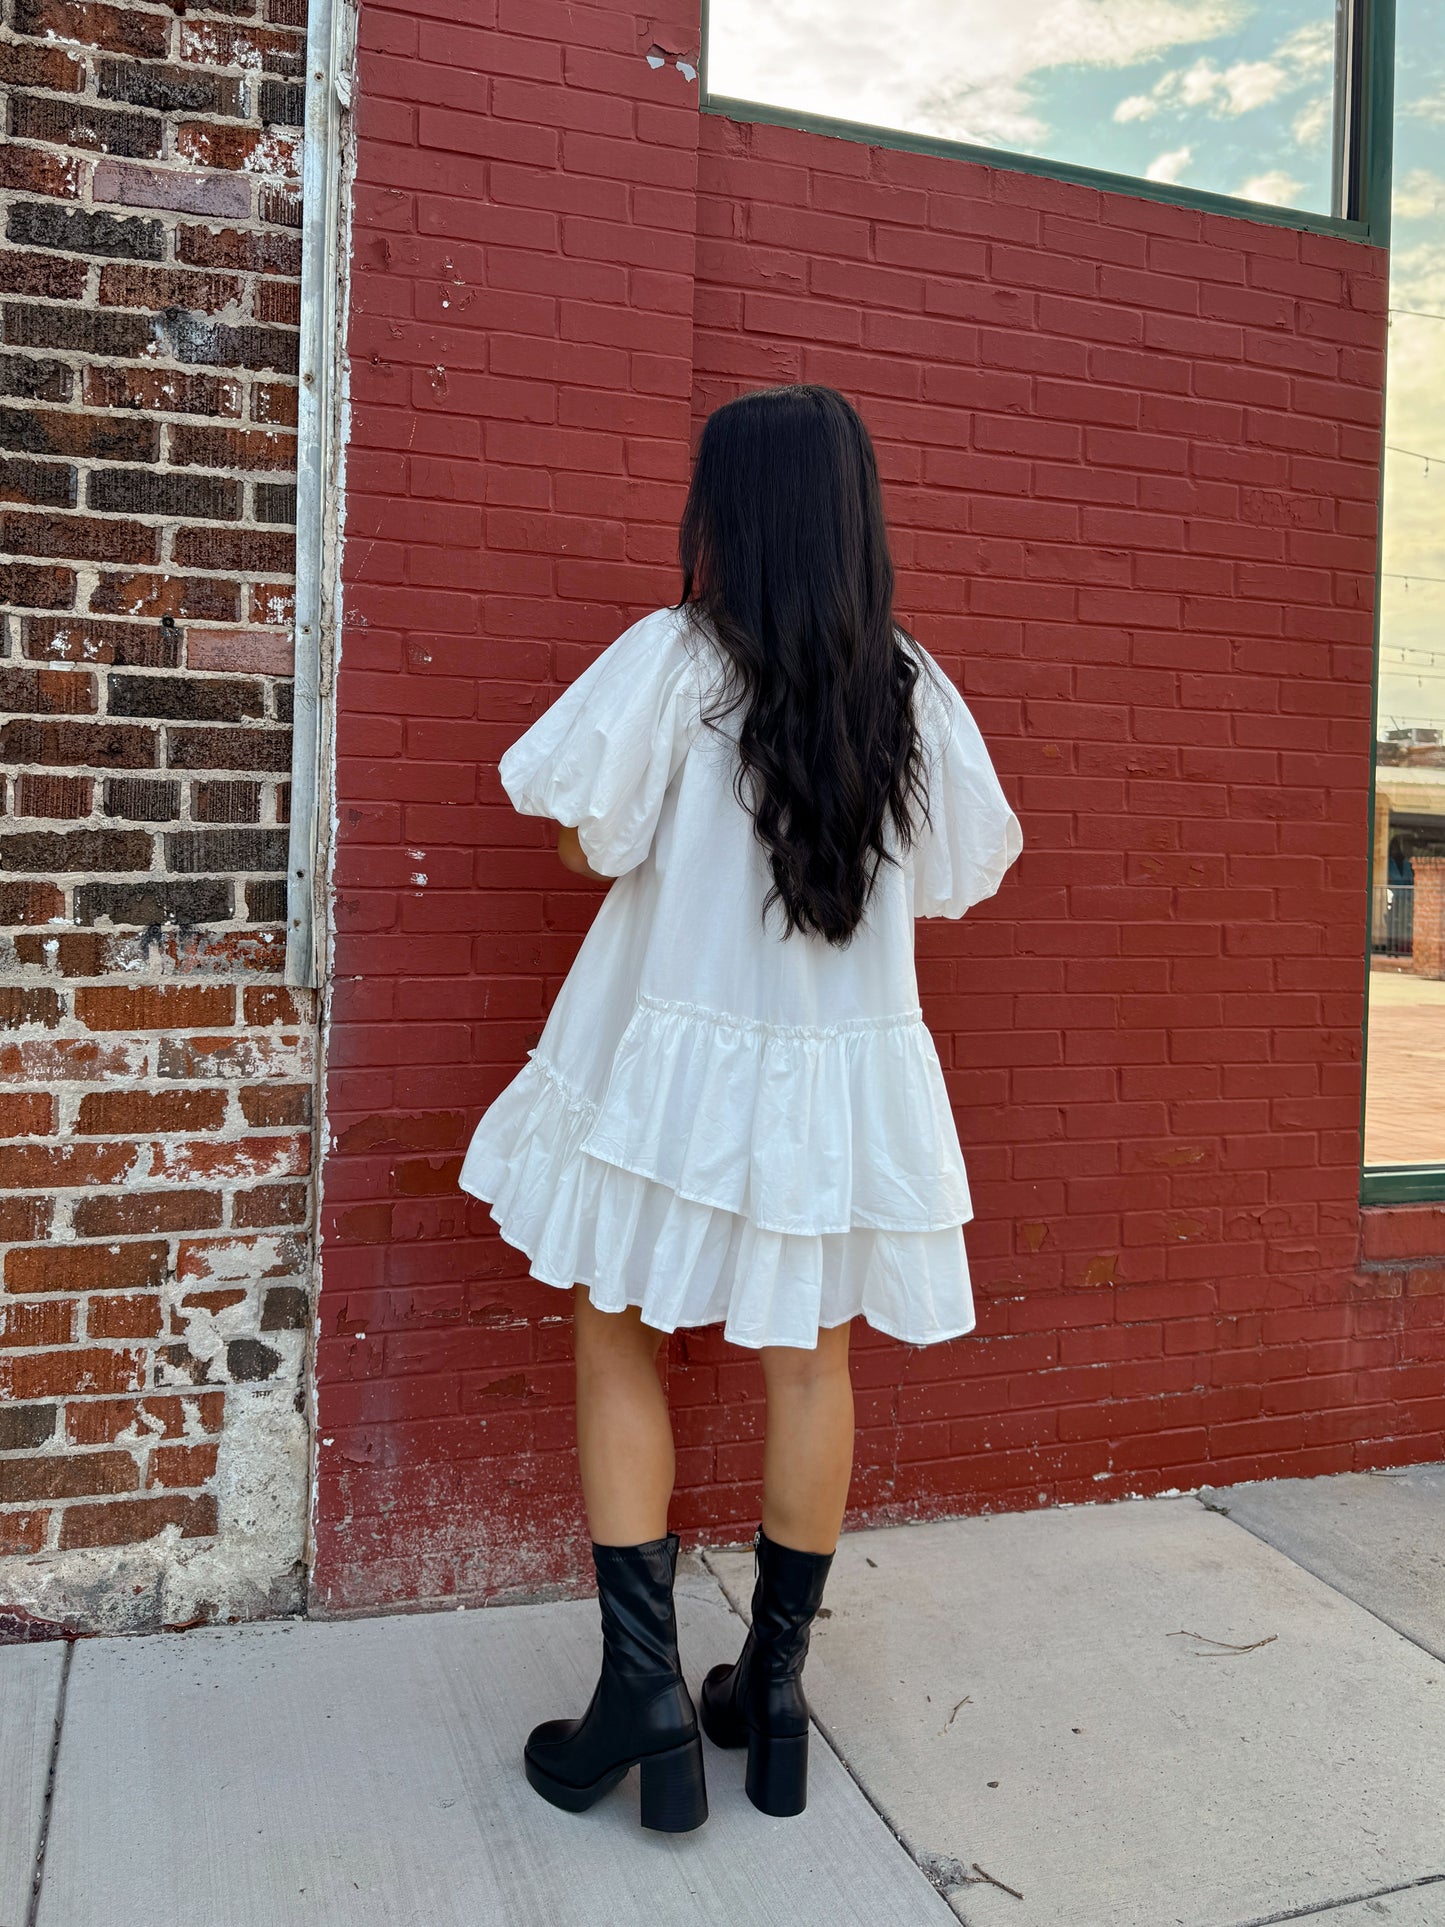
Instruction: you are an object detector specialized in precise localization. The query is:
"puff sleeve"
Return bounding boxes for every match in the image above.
[498,606,704,878]
[909,648,1023,919]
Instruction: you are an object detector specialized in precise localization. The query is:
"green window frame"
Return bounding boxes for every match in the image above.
[701,3,1412,1203]
[699,0,1395,245]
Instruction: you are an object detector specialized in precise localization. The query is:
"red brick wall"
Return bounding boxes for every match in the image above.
[317,2,1443,1615]
[0,0,316,1634]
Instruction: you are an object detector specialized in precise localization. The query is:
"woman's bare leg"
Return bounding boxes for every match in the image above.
[573,1289,674,1545]
[759,1321,855,1553]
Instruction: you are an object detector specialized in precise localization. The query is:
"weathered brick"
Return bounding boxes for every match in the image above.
[258,185,301,229]
[191,778,261,821]
[245,877,286,921]
[0,987,63,1030]
[67,1391,223,1445]
[88,1294,163,1339]
[186,628,293,675]
[72,1189,223,1237]
[253,481,297,526]
[0,404,159,462]
[0,562,76,609]
[0,1512,48,1554]
[14,773,93,818]
[98,263,245,314]
[76,984,234,1031]
[78,1087,226,1134]
[0,882,64,926]
[101,776,180,819]
[227,1336,282,1380]
[251,381,298,426]
[0,41,85,90]
[0,718,157,769]
[158,314,299,375]
[0,1090,55,1135]
[0,250,89,299]
[259,77,305,125]
[177,19,305,75]
[58,1492,216,1549]
[260,1282,308,1327]
[0,1299,75,1348]
[5,1239,168,1294]
[110,673,264,721]
[177,123,301,177]
[73,877,231,925]
[0,822,146,878]
[233,1181,307,1227]
[166,826,287,872]
[93,160,251,219]
[242,1084,310,1128]
[0,1451,138,1503]
[170,423,297,472]
[2,509,156,565]
[148,1440,220,1487]
[98,58,244,116]
[0,354,72,403]
[85,365,241,418]
[1,304,156,361]
[0,1140,135,1188]
[0,667,96,715]
[0,455,77,508]
[12,0,170,57]
[5,200,164,261]
[177,226,301,276]
[87,470,242,521]
[0,143,84,198]
[167,725,291,771]
[0,1341,141,1402]
[90,572,241,622]
[0,1403,57,1451]
[24,613,177,666]
[174,526,295,573]
[10,95,163,158]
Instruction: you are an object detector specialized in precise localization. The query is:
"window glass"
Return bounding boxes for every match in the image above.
[706,0,1340,213]
[1364,0,1445,1168]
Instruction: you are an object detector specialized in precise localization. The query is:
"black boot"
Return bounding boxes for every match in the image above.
[700,1526,834,1816]
[524,1532,708,1832]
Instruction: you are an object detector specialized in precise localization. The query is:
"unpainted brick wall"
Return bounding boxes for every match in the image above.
[315,0,1445,1619]
[0,0,316,1633]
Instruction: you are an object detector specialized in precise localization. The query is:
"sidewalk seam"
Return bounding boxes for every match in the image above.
[25,1640,72,1927]
[1227,1869,1445,1926]
[697,1547,963,1921]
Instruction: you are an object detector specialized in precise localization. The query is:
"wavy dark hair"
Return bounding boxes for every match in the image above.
[676,384,932,947]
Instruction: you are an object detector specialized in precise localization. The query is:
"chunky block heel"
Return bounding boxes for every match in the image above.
[639,1734,709,1833]
[745,1726,809,1817]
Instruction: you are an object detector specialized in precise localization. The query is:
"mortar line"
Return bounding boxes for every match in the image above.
[697,1546,966,1920]
[25,1639,74,1927]
[1194,1490,1445,1668]
[1226,1869,1445,1926]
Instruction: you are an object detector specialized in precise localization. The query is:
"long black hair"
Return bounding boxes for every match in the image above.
[677,383,932,948]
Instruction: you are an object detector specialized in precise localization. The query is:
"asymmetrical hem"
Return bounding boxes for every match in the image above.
[459,603,1023,1350]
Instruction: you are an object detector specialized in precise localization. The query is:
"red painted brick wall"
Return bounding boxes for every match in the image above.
[318,1,1443,1614]
[0,0,316,1635]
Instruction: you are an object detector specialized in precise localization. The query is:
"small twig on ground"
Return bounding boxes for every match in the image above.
[944,1695,972,1730]
[1169,1629,1278,1656]
[972,1863,1025,1900]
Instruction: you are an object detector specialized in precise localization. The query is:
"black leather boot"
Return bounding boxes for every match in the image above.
[700,1526,834,1816]
[524,1532,708,1832]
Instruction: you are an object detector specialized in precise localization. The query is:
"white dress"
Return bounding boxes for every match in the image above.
[458,604,1023,1349]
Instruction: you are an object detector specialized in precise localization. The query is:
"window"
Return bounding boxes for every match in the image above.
[1362,0,1445,1192]
[703,0,1388,234]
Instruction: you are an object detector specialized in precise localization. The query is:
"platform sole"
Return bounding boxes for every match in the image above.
[524,1734,709,1833]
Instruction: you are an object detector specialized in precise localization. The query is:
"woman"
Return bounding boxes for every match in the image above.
[460,384,1023,1833]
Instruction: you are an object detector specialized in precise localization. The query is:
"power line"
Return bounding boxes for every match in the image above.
[1389,306,1445,322]
[1382,571,1445,587]
[1386,443,1445,467]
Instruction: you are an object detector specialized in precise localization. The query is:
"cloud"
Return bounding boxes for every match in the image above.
[1146,145,1193,184]
[1394,168,1445,223]
[706,0,1245,151]
[1111,18,1332,126]
[1292,91,1331,147]
[1235,169,1305,205]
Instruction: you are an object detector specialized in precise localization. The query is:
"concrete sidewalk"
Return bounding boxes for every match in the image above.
[4,1467,1443,1927]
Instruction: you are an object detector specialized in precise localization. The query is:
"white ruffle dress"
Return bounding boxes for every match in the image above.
[459,604,1023,1349]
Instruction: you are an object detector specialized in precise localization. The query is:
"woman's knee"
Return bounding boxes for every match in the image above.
[573,1292,667,1377]
[761,1321,852,1395]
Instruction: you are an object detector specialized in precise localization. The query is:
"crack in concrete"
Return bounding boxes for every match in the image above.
[25,1640,72,1927]
[1228,1870,1445,1926]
